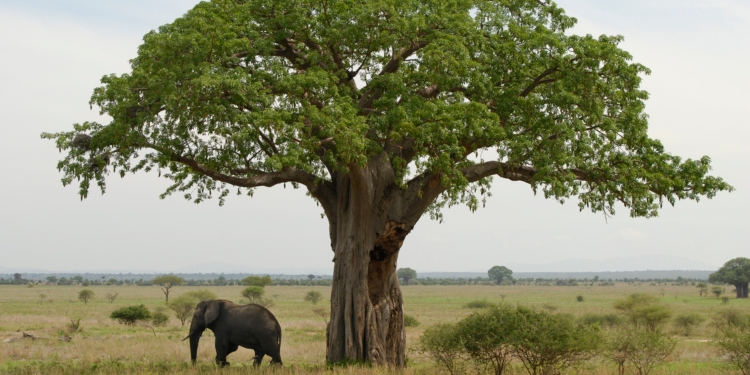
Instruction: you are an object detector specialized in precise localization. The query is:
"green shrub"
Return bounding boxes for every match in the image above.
[151,311,169,327]
[241,286,265,302]
[77,289,94,304]
[511,307,602,375]
[715,321,750,375]
[581,313,623,329]
[577,295,584,302]
[110,305,151,326]
[673,313,705,336]
[457,305,517,374]
[169,295,198,326]
[606,329,676,375]
[464,299,493,309]
[183,290,218,301]
[418,323,466,375]
[614,294,672,332]
[241,276,272,287]
[304,291,323,305]
[404,314,420,327]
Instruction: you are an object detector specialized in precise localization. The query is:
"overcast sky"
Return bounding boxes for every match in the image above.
[0,0,747,274]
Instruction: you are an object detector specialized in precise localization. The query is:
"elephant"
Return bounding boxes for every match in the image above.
[182,299,282,366]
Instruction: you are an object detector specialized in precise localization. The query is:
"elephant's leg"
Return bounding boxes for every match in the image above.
[260,338,282,365]
[252,350,265,366]
[214,339,230,367]
[227,342,239,356]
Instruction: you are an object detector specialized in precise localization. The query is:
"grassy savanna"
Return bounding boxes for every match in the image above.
[0,283,747,374]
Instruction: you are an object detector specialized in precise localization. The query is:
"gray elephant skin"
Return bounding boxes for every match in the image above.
[182,299,282,366]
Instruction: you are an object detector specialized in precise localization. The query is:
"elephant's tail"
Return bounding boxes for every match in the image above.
[277,324,282,347]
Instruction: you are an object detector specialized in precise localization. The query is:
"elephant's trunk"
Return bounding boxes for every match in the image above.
[189,332,200,364]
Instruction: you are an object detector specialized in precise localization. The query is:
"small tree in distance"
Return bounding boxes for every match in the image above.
[152,275,185,303]
[305,291,323,305]
[78,289,94,304]
[488,266,513,285]
[398,268,417,286]
[242,286,265,303]
[111,305,151,326]
[709,258,750,298]
[241,275,273,287]
[105,292,119,303]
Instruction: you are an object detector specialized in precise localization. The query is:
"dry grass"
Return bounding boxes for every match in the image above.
[1,283,748,374]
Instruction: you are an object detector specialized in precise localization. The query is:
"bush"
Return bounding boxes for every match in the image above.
[110,305,151,326]
[241,286,265,302]
[241,276,273,287]
[581,313,623,329]
[169,295,198,326]
[418,323,466,375]
[511,307,602,375]
[151,311,169,327]
[577,295,584,302]
[614,294,671,332]
[464,299,493,309]
[404,314,420,327]
[304,291,323,305]
[78,289,94,304]
[183,289,218,301]
[457,305,517,375]
[673,313,705,336]
[606,328,676,375]
[420,305,602,375]
[715,321,750,375]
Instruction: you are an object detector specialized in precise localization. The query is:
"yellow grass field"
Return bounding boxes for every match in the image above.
[0,283,747,374]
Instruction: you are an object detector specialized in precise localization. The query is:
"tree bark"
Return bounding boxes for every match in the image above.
[324,161,413,367]
[734,283,749,298]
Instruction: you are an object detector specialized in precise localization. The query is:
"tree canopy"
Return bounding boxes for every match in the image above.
[488,265,513,284]
[152,275,186,303]
[709,258,750,298]
[398,268,417,285]
[43,0,730,218]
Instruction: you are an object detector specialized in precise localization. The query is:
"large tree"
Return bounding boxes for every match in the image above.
[42,0,731,366]
[709,258,750,299]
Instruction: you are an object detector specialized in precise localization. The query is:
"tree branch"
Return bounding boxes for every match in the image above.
[520,67,558,97]
[358,40,429,112]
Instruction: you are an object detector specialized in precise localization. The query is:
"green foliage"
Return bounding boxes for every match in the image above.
[403,315,420,327]
[168,295,198,326]
[714,319,750,375]
[43,0,731,220]
[151,311,169,327]
[613,294,671,332]
[511,307,602,375]
[110,305,151,326]
[580,313,623,329]
[711,286,725,298]
[606,328,676,375]
[182,289,218,301]
[711,309,748,332]
[241,286,265,302]
[304,290,323,305]
[241,276,273,287]
[418,323,466,375]
[488,266,513,285]
[397,268,417,285]
[77,289,94,304]
[673,313,705,336]
[421,305,601,375]
[576,295,584,302]
[152,275,185,287]
[709,258,750,292]
[464,299,494,309]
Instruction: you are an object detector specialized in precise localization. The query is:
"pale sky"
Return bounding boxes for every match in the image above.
[0,1,747,274]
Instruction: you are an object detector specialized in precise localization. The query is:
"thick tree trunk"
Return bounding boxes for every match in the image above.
[324,165,411,367]
[735,283,749,298]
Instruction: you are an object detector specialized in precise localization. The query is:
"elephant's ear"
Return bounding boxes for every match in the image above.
[204,301,220,325]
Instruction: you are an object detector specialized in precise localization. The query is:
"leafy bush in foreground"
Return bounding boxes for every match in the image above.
[420,305,602,375]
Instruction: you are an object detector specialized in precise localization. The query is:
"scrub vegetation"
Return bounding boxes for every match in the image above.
[1,282,748,374]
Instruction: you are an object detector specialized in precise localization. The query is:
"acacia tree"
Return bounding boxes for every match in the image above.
[42,0,731,366]
[152,275,185,303]
[709,258,750,299]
